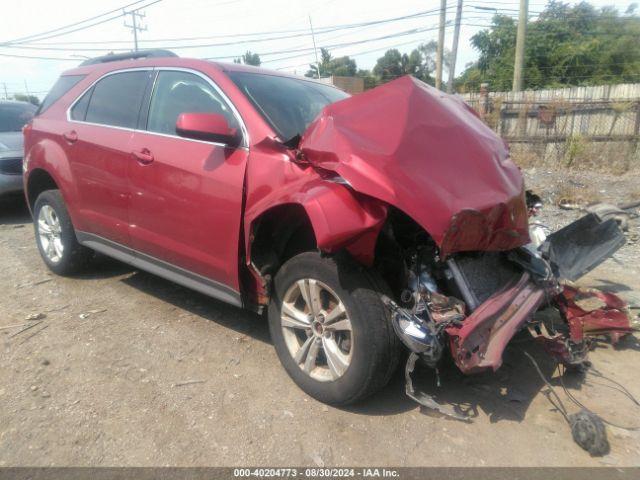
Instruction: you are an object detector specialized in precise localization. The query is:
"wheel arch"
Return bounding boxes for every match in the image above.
[242,181,388,309]
[26,168,59,212]
[244,202,317,291]
[24,138,79,218]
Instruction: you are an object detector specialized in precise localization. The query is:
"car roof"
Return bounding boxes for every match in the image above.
[61,55,332,87]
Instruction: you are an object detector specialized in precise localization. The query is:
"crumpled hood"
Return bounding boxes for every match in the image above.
[0,131,24,156]
[299,75,529,256]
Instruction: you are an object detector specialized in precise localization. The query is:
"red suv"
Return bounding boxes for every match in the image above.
[23,51,629,406]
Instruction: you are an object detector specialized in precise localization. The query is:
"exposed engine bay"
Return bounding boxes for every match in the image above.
[374,196,635,420]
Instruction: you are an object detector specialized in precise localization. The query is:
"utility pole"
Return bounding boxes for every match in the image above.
[24,80,31,99]
[124,8,147,52]
[309,15,320,79]
[512,0,528,92]
[2,83,7,100]
[435,0,447,90]
[447,0,463,93]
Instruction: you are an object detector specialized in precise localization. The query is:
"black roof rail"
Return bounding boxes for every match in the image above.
[79,49,177,66]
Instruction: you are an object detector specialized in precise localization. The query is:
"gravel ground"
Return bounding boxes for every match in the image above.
[0,179,639,467]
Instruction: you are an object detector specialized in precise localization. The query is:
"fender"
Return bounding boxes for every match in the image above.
[24,137,82,225]
[244,175,387,268]
[243,138,388,269]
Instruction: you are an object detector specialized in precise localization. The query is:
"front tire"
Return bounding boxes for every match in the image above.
[33,190,92,275]
[268,252,400,405]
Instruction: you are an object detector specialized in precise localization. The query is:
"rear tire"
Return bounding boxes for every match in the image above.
[33,190,92,275]
[268,251,400,405]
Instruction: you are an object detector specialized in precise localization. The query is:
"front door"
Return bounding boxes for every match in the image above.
[127,69,248,294]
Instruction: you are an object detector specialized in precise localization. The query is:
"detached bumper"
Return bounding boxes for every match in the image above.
[445,273,546,374]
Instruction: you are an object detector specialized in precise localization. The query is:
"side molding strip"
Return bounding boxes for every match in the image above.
[76,231,242,307]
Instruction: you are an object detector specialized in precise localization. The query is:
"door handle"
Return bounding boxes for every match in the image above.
[132,148,154,165]
[63,130,78,143]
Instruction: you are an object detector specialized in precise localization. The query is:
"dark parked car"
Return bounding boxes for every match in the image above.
[22,51,631,406]
[0,100,36,195]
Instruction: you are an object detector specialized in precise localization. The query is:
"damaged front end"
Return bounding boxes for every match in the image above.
[379,209,634,418]
[296,75,634,411]
[384,207,633,383]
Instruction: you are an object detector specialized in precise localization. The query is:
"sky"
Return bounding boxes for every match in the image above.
[0,0,636,99]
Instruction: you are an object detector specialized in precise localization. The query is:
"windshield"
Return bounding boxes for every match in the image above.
[0,103,36,132]
[227,71,349,141]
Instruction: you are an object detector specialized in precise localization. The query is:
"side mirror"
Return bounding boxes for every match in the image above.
[176,112,240,146]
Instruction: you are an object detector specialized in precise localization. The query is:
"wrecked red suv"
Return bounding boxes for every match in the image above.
[23,51,632,406]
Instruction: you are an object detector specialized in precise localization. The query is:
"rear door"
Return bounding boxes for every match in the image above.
[127,68,249,294]
[67,69,153,244]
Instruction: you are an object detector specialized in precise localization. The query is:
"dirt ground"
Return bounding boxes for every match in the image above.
[1,169,639,467]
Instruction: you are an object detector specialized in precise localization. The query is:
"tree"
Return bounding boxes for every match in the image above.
[373,49,404,80]
[234,51,261,66]
[305,48,332,78]
[417,40,451,79]
[304,48,356,78]
[305,48,357,78]
[329,56,357,76]
[372,47,436,84]
[457,1,640,91]
[13,93,40,106]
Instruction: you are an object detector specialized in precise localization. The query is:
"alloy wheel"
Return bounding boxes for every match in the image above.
[280,278,353,382]
[37,205,64,263]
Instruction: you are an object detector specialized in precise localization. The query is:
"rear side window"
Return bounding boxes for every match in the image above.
[70,88,92,121]
[85,70,150,129]
[37,74,85,114]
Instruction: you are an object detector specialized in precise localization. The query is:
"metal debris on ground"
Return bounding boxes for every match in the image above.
[9,320,44,338]
[19,324,49,345]
[46,304,69,313]
[78,308,107,319]
[0,323,32,331]
[404,353,470,422]
[15,278,53,289]
[172,380,206,387]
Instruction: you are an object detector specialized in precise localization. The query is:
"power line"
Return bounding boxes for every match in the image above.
[244,23,449,64]
[0,52,76,61]
[275,36,429,72]
[8,6,454,51]
[1,0,163,47]
[10,5,634,54]
[0,0,148,46]
[292,36,434,70]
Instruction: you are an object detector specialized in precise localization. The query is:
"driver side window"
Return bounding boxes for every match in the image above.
[147,70,239,137]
